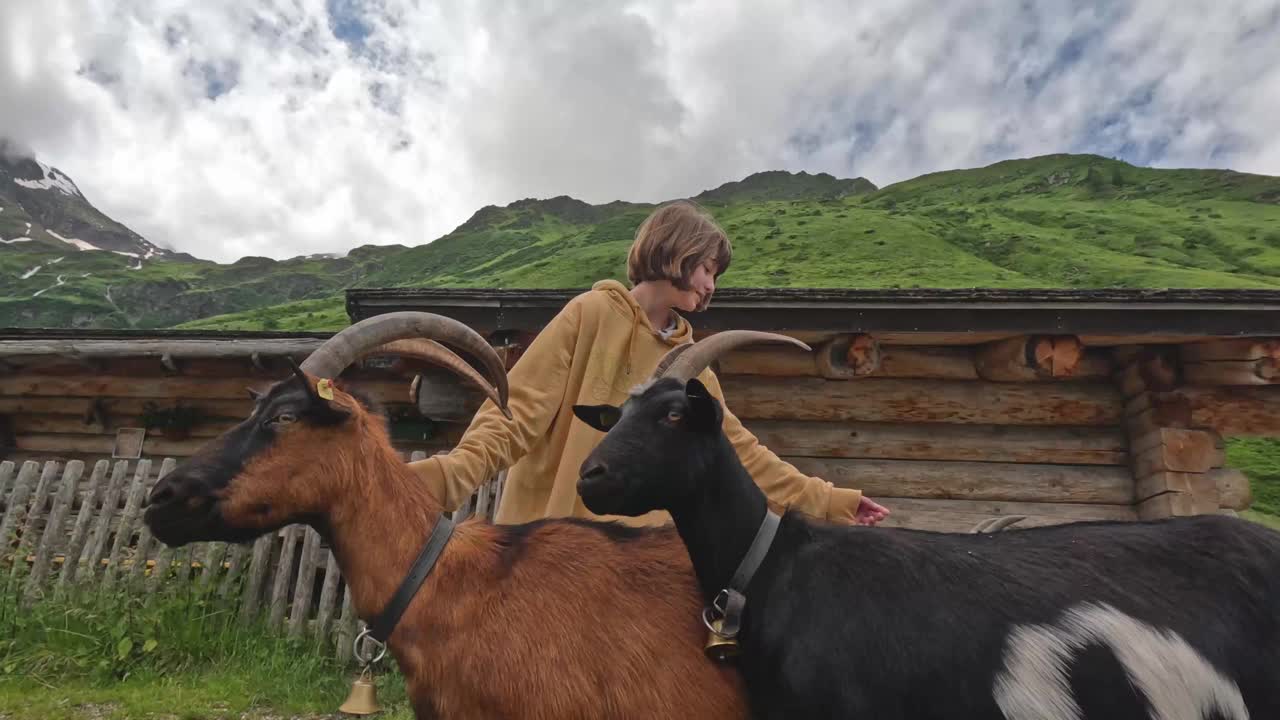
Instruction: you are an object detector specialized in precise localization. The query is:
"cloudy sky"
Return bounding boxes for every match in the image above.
[2,0,1278,263]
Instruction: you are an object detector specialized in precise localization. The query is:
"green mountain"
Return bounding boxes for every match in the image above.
[2,152,1279,331]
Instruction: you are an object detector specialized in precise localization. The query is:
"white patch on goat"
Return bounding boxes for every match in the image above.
[993,602,1248,720]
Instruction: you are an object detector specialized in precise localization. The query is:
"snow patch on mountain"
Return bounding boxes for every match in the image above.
[14,162,83,197]
[47,229,99,252]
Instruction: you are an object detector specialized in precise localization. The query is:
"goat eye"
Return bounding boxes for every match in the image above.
[274,413,297,425]
[666,411,683,423]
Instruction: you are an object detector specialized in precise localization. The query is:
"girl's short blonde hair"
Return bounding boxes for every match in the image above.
[626,200,732,290]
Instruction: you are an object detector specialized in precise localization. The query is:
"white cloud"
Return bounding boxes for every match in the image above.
[2,0,1277,263]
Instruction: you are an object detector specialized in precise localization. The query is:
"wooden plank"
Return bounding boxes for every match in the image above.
[14,434,215,458]
[239,533,276,619]
[78,461,129,582]
[198,543,228,590]
[102,459,151,589]
[56,460,109,591]
[133,458,176,587]
[0,461,15,505]
[335,584,357,664]
[1212,468,1252,511]
[873,497,1136,533]
[0,462,39,562]
[314,551,343,646]
[269,525,304,627]
[720,342,984,381]
[1180,338,1280,362]
[785,457,1135,505]
[864,331,1021,346]
[974,336,1085,382]
[1182,359,1279,386]
[0,397,254,419]
[1080,334,1219,347]
[720,376,1123,426]
[1136,480,1221,520]
[1135,472,1200,504]
[0,375,409,403]
[289,529,323,637]
[10,414,228,439]
[217,543,251,598]
[10,461,61,581]
[0,337,327,359]
[23,461,84,603]
[746,420,1127,465]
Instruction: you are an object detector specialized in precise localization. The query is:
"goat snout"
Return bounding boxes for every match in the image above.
[577,460,626,509]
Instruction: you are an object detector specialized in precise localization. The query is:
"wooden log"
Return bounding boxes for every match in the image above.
[1212,468,1252,511]
[13,433,215,458]
[1130,428,1224,478]
[413,366,486,422]
[269,525,304,627]
[746,420,1128,465]
[1182,359,1279,386]
[0,337,328,360]
[812,335,879,379]
[78,461,130,582]
[1136,475,1221,520]
[24,461,83,603]
[975,335,1088,382]
[239,533,276,620]
[785,457,1134,505]
[859,331,1020,346]
[289,529,323,637]
[719,343,984,381]
[873,497,1136,533]
[56,460,109,591]
[102,459,151,589]
[9,414,230,439]
[1153,386,1280,437]
[0,375,410,403]
[1180,338,1280,362]
[1116,350,1180,398]
[720,376,1123,426]
[0,462,39,560]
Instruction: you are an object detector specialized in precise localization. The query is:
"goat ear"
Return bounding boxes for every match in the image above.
[684,378,722,431]
[573,404,622,432]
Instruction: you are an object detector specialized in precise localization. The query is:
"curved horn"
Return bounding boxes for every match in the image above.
[368,339,512,420]
[970,515,1027,534]
[300,311,509,412]
[653,330,811,384]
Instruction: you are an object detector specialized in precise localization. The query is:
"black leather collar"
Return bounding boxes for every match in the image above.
[366,514,456,644]
[706,509,780,640]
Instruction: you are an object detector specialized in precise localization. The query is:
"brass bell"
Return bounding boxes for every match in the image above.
[704,616,741,661]
[339,667,382,716]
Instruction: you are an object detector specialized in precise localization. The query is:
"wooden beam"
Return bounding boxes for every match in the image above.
[974,335,1104,382]
[413,367,487,422]
[1212,468,1252,511]
[8,414,232,439]
[1151,386,1280,437]
[720,376,1123,426]
[718,344,980,380]
[1180,338,1280,362]
[0,375,412,403]
[1129,428,1224,477]
[0,338,328,359]
[1116,349,1179,398]
[13,433,210,457]
[746,420,1127,465]
[872,497,1136,533]
[1181,358,1279,386]
[785,456,1134,505]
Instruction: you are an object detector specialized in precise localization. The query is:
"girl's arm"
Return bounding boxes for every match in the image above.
[699,370,865,524]
[407,301,581,510]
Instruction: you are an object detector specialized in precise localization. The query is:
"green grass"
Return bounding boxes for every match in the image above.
[0,572,414,719]
[5,153,1280,330]
[1226,437,1280,520]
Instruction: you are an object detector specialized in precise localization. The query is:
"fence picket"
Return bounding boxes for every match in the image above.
[0,462,39,562]
[23,461,84,603]
[78,461,129,582]
[10,461,61,582]
[57,461,109,592]
[335,583,357,664]
[269,525,304,627]
[218,543,251,599]
[133,458,176,587]
[0,461,15,506]
[239,533,275,620]
[288,528,323,637]
[314,550,342,647]
[102,460,150,590]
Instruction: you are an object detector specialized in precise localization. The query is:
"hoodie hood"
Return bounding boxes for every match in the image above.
[590,279,694,346]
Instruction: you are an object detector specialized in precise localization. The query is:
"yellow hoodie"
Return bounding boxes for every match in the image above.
[407,279,864,526]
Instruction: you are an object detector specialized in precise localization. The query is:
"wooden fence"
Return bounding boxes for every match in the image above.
[0,454,504,664]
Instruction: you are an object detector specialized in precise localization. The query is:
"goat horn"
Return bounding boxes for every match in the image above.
[653,330,811,384]
[970,515,1027,534]
[300,311,509,413]
[364,338,512,420]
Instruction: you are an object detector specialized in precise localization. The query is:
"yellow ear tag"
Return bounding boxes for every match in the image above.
[316,378,335,400]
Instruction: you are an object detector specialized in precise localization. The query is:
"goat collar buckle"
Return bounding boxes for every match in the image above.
[702,509,780,648]
[363,514,456,648]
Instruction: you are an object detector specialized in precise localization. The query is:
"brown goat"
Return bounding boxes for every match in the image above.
[141,312,748,720]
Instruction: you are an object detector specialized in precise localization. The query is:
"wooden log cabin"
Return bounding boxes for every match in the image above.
[3,287,1279,533]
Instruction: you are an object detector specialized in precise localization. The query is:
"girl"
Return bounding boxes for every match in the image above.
[408,200,889,527]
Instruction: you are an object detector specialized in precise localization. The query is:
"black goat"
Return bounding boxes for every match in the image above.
[573,330,1280,720]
